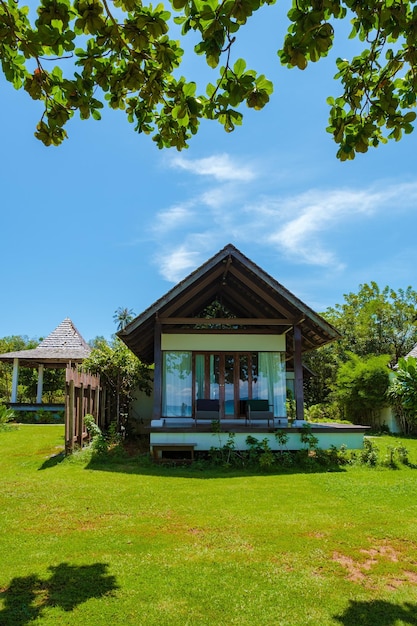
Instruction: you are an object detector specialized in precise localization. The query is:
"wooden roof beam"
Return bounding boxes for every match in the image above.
[162,265,224,317]
[159,317,297,326]
[228,265,295,318]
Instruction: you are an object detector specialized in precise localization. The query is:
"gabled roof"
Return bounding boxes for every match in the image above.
[118,244,340,364]
[0,318,91,367]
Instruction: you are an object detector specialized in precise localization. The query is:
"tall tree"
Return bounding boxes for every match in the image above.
[2,0,417,158]
[113,307,135,331]
[304,282,417,406]
[324,283,417,366]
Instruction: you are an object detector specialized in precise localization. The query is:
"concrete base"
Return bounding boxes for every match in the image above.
[150,420,368,452]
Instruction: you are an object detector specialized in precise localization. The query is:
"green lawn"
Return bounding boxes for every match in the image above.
[1,426,417,625]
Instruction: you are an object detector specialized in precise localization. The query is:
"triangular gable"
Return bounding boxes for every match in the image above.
[118,244,340,364]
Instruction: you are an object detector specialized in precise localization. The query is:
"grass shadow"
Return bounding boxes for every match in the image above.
[0,562,118,625]
[38,451,66,470]
[334,599,417,626]
[84,448,347,479]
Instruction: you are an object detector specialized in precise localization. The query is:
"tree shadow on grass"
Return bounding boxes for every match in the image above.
[84,451,347,479]
[38,451,66,470]
[334,599,417,626]
[0,562,118,625]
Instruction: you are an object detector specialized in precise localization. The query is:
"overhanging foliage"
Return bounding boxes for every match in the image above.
[2,0,417,158]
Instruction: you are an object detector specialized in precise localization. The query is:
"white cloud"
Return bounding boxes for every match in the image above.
[150,155,417,283]
[260,186,401,266]
[158,246,203,282]
[153,202,196,234]
[169,154,257,182]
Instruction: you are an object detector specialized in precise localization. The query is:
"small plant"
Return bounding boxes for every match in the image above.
[246,436,276,469]
[360,438,379,466]
[0,405,17,431]
[84,414,101,439]
[209,431,243,467]
[382,442,410,468]
[396,443,409,465]
[299,424,319,451]
[84,414,108,455]
[274,429,289,457]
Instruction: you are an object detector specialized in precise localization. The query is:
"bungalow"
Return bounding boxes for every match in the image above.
[119,244,368,457]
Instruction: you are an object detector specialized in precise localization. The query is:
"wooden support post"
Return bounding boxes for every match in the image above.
[77,383,84,446]
[152,317,162,420]
[67,379,75,454]
[293,325,304,421]
[87,384,92,415]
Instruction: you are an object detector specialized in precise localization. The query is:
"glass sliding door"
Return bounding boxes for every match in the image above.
[163,349,286,419]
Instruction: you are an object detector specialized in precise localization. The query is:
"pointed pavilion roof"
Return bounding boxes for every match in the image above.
[118,243,341,364]
[0,318,91,367]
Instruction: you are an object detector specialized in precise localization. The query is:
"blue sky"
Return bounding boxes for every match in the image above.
[2,3,417,343]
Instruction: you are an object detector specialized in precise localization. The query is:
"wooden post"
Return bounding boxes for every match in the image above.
[293,325,304,421]
[77,383,84,446]
[87,383,92,415]
[67,379,75,454]
[152,316,162,420]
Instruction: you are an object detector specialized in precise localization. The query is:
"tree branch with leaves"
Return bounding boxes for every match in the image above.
[2,0,417,158]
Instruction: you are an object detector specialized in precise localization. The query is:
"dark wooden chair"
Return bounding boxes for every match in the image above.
[245,399,274,426]
[195,399,220,423]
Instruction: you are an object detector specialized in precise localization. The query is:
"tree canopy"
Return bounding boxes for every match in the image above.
[2,0,417,158]
[304,281,417,408]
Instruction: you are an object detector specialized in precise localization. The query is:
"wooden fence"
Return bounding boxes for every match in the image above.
[65,367,103,454]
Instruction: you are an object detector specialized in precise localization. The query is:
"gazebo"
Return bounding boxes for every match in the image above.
[0,318,91,410]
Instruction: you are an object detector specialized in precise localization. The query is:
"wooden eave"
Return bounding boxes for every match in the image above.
[118,244,340,363]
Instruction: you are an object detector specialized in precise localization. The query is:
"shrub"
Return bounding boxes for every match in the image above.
[305,402,343,423]
[0,405,17,431]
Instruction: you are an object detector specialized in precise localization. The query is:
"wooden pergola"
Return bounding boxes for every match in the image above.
[118,244,341,422]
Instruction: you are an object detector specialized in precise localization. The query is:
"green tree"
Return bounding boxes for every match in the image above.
[2,0,417,158]
[387,356,417,434]
[324,282,417,367]
[304,282,417,407]
[333,353,391,427]
[82,336,151,430]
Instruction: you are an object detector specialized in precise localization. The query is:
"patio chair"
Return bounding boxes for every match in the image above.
[195,399,220,424]
[245,399,274,426]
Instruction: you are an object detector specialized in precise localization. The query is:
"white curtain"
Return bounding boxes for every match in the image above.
[258,352,286,417]
[162,352,192,417]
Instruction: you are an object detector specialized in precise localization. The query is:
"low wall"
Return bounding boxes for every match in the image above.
[150,423,367,452]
